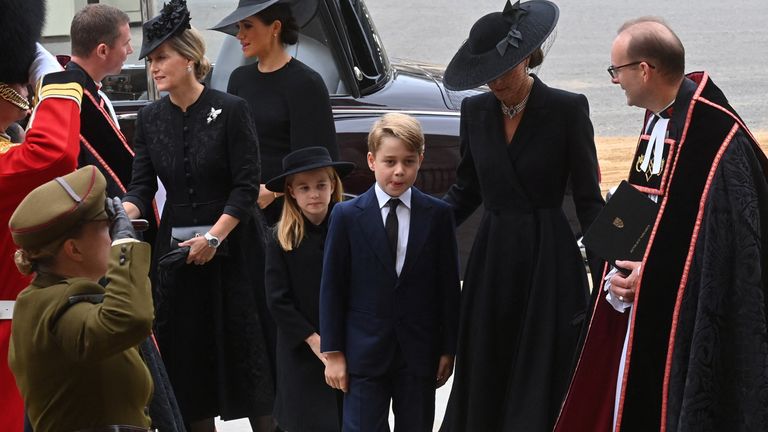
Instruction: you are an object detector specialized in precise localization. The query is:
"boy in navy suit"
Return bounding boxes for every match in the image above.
[320,113,461,431]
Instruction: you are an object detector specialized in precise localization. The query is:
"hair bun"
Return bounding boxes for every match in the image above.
[14,249,34,275]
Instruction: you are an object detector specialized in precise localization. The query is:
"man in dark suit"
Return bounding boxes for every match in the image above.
[320,113,461,431]
[66,4,137,200]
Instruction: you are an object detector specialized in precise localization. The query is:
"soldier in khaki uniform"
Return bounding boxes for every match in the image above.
[8,165,154,432]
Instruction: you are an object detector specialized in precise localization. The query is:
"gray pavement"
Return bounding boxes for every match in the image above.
[43,0,768,137]
[215,375,453,431]
[365,0,768,136]
[40,1,768,430]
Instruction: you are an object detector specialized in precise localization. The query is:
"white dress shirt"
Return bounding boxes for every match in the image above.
[374,183,411,276]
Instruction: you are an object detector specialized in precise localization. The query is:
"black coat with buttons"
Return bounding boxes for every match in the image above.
[124,87,275,420]
[265,209,342,431]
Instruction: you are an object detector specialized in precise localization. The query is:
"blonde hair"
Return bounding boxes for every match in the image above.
[168,27,212,81]
[367,113,425,155]
[14,248,55,276]
[276,166,344,251]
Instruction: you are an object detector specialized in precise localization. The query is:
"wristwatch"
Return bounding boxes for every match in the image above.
[203,232,220,249]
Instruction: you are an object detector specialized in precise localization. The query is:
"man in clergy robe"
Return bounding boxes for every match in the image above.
[555,17,768,432]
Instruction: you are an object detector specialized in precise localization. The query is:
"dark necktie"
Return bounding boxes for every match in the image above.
[385,198,400,260]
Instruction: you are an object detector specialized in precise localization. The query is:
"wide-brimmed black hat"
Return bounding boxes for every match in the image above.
[443,0,558,91]
[0,0,45,84]
[139,0,192,59]
[210,0,318,36]
[265,147,355,193]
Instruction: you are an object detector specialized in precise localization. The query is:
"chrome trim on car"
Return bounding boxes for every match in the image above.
[332,109,460,117]
[114,109,458,123]
[116,113,138,121]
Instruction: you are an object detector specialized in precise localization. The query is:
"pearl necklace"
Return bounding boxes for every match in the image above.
[500,77,533,119]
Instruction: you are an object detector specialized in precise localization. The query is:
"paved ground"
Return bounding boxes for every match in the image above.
[43,0,768,138]
[41,1,768,430]
[365,0,768,137]
[215,375,454,431]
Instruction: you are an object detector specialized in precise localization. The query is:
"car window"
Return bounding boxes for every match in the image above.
[339,0,389,93]
[209,7,348,96]
[102,1,349,103]
[294,8,349,95]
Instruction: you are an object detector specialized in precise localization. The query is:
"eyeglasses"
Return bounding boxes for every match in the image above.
[607,61,655,79]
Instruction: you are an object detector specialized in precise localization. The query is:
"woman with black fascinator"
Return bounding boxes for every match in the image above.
[439,1,604,431]
[122,1,274,431]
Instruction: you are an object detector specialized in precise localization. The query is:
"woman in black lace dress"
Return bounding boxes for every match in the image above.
[122,2,273,431]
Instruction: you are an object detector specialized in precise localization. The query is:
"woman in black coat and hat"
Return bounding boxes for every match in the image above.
[122,1,273,431]
[439,1,604,431]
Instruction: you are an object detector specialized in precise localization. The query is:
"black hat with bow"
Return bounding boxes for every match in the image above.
[139,0,192,60]
[443,0,559,91]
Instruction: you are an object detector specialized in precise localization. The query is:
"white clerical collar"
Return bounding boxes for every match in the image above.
[639,98,677,176]
[640,117,670,177]
[654,99,675,118]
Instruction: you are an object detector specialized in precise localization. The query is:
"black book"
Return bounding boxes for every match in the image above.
[582,180,659,263]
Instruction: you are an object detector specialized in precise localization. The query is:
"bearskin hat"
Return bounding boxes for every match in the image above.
[0,0,46,84]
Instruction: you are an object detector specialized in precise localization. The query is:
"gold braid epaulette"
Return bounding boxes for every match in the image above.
[0,83,30,111]
[37,82,83,107]
[0,137,21,154]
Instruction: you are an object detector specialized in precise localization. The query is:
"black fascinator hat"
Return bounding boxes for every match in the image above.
[139,0,192,59]
[443,0,559,91]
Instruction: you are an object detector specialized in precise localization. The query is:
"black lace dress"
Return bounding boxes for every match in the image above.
[124,87,273,421]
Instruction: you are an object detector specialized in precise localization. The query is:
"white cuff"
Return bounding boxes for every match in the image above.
[603,267,632,313]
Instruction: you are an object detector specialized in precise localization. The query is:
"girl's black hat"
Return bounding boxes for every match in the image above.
[266,147,355,192]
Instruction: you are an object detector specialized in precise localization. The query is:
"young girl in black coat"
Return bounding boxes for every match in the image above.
[264,147,354,432]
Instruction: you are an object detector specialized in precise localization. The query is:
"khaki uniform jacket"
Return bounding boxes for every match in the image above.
[9,242,154,432]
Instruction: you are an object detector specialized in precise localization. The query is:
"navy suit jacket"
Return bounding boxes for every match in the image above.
[320,186,460,377]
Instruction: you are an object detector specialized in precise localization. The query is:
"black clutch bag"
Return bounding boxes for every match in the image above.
[581,180,659,264]
[170,225,228,256]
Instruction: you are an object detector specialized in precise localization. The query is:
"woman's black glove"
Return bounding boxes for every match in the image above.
[105,197,137,240]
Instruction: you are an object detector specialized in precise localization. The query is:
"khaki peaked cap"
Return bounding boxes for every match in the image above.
[10,166,107,250]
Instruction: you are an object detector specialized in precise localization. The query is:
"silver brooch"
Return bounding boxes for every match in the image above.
[206,107,222,124]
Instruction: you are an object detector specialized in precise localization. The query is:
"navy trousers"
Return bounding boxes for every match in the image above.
[343,348,435,432]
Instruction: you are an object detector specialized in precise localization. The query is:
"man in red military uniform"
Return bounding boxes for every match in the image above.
[0,1,88,429]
